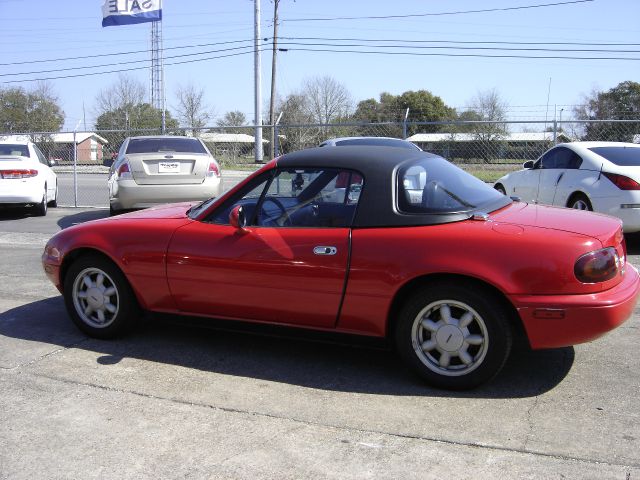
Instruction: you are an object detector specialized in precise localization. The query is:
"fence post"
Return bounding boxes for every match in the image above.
[274,112,283,158]
[402,108,410,139]
[553,118,558,144]
[73,130,78,207]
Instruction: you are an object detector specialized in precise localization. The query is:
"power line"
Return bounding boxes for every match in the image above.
[0,50,260,84]
[278,36,640,47]
[0,45,256,78]
[0,39,254,66]
[279,47,640,61]
[275,40,640,54]
[282,0,594,22]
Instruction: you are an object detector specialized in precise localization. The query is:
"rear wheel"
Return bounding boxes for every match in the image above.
[394,282,512,390]
[33,185,47,216]
[568,193,592,211]
[63,255,140,338]
[48,181,58,207]
[494,184,506,195]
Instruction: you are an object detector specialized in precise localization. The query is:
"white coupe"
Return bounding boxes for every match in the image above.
[494,142,640,232]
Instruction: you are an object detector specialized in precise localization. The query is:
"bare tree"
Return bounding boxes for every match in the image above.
[95,74,146,115]
[174,83,213,134]
[465,88,509,162]
[301,76,352,124]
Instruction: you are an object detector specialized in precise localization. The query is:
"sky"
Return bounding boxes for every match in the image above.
[0,0,638,131]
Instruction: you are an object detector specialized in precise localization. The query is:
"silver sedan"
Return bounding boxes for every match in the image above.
[108,136,222,214]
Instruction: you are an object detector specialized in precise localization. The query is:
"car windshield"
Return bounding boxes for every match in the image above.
[397,156,507,213]
[589,146,640,166]
[0,144,29,157]
[126,138,207,154]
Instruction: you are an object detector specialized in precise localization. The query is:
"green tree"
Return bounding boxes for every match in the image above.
[353,90,455,136]
[574,81,640,141]
[0,83,64,134]
[217,111,247,128]
[95,103,178,146]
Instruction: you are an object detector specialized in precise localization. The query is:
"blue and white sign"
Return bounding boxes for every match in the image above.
[102,0,162,27]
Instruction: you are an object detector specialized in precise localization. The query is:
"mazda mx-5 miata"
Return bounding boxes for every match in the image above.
[42,146,640,389]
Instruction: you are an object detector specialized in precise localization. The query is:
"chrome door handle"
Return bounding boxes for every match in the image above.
[313,246,337,255]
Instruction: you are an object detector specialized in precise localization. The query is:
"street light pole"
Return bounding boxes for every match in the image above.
[254,0,263,163]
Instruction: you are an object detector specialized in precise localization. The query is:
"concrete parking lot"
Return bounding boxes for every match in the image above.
[0,207,639,479]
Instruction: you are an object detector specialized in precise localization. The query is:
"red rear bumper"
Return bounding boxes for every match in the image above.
[512,264,640,349]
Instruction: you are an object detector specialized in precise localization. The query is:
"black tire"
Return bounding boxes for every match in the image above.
[48,181,58,208]
[63,254,140,339]
[109,204,118,216]
[494,184,506,195]
[568,193,592,211]
[33,185,47,216]
[394,282,513,390]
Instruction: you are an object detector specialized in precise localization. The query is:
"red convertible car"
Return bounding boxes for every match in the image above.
[42,146,639,389]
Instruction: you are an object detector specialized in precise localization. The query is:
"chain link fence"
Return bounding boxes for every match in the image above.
[2,119,639,207]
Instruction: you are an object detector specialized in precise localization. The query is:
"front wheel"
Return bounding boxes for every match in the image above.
[394,283,512,390]
[63,255,140,338]
[494,184,506,195]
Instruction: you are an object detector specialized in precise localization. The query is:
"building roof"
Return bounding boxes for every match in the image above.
[49,132,109,144]
[199,132,268,144]
[406,131,572,143]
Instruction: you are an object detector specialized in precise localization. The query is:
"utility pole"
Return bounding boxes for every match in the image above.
[268,0,280,159]
[254,0,264,163]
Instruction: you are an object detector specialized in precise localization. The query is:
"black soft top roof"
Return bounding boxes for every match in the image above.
[277,146,486,228]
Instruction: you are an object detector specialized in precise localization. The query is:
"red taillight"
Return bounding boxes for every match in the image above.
[0,169,38,179]
[603,172,640,190]
[574,247,619,283]
[207,161,220,177]
[116,162,131,178]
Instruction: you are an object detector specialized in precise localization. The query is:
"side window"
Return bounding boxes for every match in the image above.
[553,147,582,169]
[33,145,48,166]
[209,168,364,228]
[568,152,583,169]
[540,150,558,169]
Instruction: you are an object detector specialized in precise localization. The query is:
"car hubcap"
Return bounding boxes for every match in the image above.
[572,199,588,210]
[72,267,119,328]
[411,300,488,377]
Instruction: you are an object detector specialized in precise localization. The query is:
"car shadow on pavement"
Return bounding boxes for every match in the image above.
[57,209,109,229]
[0,296,574,399]
[0,207,37,220]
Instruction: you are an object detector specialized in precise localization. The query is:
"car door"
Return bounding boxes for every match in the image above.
[166,167,364,328]
[32,144,56,200]
[511,160,542,202]
[549,149,585,206]
[537,147,582,206]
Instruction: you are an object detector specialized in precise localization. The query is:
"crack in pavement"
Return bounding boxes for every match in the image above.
[17,370,640,471]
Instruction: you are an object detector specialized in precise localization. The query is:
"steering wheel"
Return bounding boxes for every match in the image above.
[261,197,291,226]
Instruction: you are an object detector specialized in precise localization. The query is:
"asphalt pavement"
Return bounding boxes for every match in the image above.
[55,170,252,208]
[0,207,639,479]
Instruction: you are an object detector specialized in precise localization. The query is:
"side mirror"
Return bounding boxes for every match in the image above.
[523,160,534,169]
[229,205,247,230]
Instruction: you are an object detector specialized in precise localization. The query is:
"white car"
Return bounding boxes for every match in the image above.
[108,136,222,215]
[319,136,421,150]
[494,141,640,232]
[0,139,58,216]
